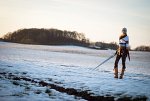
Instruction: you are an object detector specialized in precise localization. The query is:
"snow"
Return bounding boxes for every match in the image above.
[0,42,150,101]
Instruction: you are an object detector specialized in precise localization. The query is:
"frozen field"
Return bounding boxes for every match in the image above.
[0,42,150,101]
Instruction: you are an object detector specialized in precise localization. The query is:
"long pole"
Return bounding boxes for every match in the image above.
[92,53,116,70]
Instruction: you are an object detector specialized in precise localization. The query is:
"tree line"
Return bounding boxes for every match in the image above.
[2,28,149,51]
[2,28,119,50]
[134,45,150,52]
[3,28,90,46]
[0,38,3,41]
[94,42,118,50]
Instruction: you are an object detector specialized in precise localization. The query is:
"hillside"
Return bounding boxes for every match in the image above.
[2,28,120,50]
[3,28,90,47]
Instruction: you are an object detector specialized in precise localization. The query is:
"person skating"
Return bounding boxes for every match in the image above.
[114,27,130,79]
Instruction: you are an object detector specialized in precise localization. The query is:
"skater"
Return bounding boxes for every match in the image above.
[114,27,130,79]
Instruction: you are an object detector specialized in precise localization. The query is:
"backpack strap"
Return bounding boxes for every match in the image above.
[119,34,127,40]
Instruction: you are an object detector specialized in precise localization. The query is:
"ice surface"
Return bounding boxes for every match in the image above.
[0,42,150,101]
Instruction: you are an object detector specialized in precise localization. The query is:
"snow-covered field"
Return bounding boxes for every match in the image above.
[0,42,150,101]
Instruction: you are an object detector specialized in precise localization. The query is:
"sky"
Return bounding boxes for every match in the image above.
[0,0,150,48]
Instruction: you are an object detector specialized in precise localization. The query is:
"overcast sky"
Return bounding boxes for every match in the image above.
[0,0,150,48]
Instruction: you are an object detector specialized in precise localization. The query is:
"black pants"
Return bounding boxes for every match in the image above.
[114,49,127,69]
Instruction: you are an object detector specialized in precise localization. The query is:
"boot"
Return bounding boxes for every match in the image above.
[119,68,125,79]
[114,68,118,78]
